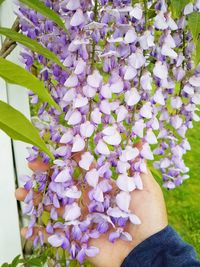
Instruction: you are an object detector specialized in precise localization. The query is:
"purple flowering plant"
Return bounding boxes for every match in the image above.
[0,0,200,266]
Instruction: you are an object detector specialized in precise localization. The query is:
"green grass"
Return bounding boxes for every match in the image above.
[161,122,200,258]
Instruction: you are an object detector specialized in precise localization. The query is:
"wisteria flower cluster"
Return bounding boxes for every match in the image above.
[17,0,200,265]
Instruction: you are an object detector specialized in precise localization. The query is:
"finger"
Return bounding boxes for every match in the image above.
[15,188,69,218]
[28,159,50,172]
[15,188,28,201]
[140,169,159,191]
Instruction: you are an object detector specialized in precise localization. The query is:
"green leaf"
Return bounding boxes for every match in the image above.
[19,0,67,33]
[73,166,82,180]
[0,27,68,72]
[0,0,5,5]
[41,211,50,226]
[188,12,200,41]
[0,58,60,111]
[69,260,80,267]
[26,258,42,267]
[1,263,10,267]
[11,255,22,267]
[170,0,190,17]
[0,100,54,160]
[195,40,200,65]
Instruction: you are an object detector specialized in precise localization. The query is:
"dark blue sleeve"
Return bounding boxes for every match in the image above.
[121,226,200,267]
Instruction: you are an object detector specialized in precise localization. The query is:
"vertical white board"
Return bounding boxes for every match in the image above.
[0,81,22,264]
[0,0,32,263]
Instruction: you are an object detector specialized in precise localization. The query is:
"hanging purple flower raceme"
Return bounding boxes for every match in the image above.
[17,0,200,265]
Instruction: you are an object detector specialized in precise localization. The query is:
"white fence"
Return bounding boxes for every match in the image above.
[0,0,31,264]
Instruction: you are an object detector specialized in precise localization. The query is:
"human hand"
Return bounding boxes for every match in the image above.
[15,156,168,267]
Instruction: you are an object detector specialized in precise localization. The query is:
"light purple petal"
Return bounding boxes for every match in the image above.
[117,106,128,122]
[116,174,136,192]
[72,135,85,152]
[117,161,130,174]
[70,9,85,27]
[153,61,168,79]
[184,3,194,15]
[107,207,128,218]
[124,29,137,44]
[64,186,81,199]
[120,231,133,242]
[189,76,200,87]
[110,78,124,93]
[96,140,110,155]
[66,0,80,10]
[154,13,168,30]
[73,95,88,108]
[132,119,145,138]
[130,4,143,20]
[100,100,111,115]
[85,169,99,188]
[79,152,94,170]
[83,85,97,98]
[93,187,104,202]
[85,246,100,257]
[64,75,78,87]
[63,88,76,102]
[133,173,143,190]
[64,203,81,221]
[153,89,165,105]
[74,59,86,75]
[116,191,131,212]
[125,88,141,106]
[109,231,121,243]
[140,102,153,119]
[129,214,141,225]
[124,66,137,80]
[170,115,183,129]
[87,70,102,88]
[140,143,154,160]
[60,130,73,144]
[129,50,145,69]
[67,110,82,125]
[100,84,112,98]
[80,121,95,138]
[48,234,64,247]
[161,44,177,59]
[91,108,102,124]
[55,146,68,157]
[140,72,152,91]
[55,168,71,183]
[103,132,121,146]
[145,129,158,144]
[77,248,86,263]
[120,146,139,162]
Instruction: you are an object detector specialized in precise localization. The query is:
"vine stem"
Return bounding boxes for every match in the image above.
[91,0,98,70]
[144,0,148,30]
[0,18,19,58]
[88,0,98,122]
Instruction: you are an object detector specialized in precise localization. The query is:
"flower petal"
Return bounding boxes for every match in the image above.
[85,169,99,188]
[64,203,81,221]
[72,135,85,152]
[55,168,71,183]
[116,191,131,212]
[79,152,94,170]
[116,174,136,192]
